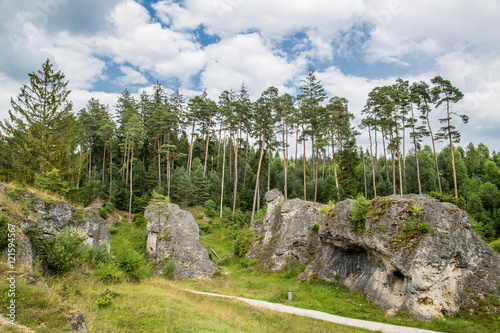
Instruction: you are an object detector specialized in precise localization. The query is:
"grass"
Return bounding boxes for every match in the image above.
[1,200,499,333]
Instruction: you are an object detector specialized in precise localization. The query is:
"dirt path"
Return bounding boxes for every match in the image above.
[189,291,441,333]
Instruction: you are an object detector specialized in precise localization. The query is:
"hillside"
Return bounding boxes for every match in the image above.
[1,183,499,332]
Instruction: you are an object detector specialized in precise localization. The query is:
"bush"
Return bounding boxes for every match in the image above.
[40,230,87,275]
[99,207,108,219]
[430,191,469,212]
[66,182,98,207]
[114,243,151,282]
[230,209,250,228]
[161,261,176,280]
[0,215,11,252]
[133,214,147,228]
[222,206,232,218]
[35,168,68,195]
[234,228,255,257]
[95,288,120,309]
[489,239,500,254]
[95,262,125,284]
[87,245,113,267]
[254,206,267,220]
[350,195,371,233]
[312,222,320,233]
[204,199,217,211]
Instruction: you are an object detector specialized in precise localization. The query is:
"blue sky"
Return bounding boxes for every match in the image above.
[1,0,499,152]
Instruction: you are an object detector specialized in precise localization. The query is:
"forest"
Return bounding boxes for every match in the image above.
[1,59,500,242]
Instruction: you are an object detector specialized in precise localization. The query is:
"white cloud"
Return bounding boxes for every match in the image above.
[201,33,297,100]
[117,66,148,86]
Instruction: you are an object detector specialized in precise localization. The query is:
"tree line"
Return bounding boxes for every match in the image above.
[1,59,500,240]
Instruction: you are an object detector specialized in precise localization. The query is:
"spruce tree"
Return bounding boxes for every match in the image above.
[1,59,82,184]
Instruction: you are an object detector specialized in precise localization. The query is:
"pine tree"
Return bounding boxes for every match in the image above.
[431,76,468,198]
[1,59,82,184]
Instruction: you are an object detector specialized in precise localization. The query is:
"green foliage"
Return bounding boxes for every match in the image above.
[222,206,232,217]
[161,260,176,280]
[113,242,151,282]
[99,207,108,219]
[133,214,147,228]
[489,239,500,254]
[350,195,371,233]
[230,209,250,228]
[234,228,255,257]
[254,206,267,220]
[204,199,217,218]
[430,191,469,212]
[312,222,320,233]
[87,245,113,267]
[95,262,125,284]
[95,288,120,309]
[39,229,87,275]
[66,182,98,207]
[0,214,11,252]
[34,168,69,195]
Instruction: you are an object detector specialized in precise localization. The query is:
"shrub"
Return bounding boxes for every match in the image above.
[230,209,250,228]
[87,245,113,267]
[34,168,68,195]
[161,261,176,280]
[312,222,320,233]
[99,207,108,219]
[95,262,125,284]
[254,206,267,220]
[350,195,371,233]
[222,206,232,218]
[40,230,87,275]
[133,214,147,228]
[114,243,151,282]
[430,191,469,212]
[95,288,120,309]
[489,239,500,254]
[204,199,216,211]
[234,228,255,257]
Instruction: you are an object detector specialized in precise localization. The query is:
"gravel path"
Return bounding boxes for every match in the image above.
[189,291,441,333]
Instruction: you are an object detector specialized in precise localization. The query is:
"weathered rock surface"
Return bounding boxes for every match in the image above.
[145,202,215,279]
[246,189,323,271]
[0,186,111,268]
[299,194,500,319]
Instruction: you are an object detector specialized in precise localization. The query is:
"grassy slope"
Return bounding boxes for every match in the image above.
[0,195,498,332]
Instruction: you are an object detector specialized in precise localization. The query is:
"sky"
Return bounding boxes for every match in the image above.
[1,0,499,153]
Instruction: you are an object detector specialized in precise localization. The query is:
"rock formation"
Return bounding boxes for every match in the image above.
[145,202,215,279]
[0,186,111,268]
[246,189,324,271]
[299,194,500,319]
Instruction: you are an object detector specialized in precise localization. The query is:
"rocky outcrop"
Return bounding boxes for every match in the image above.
[246,189,323,271]
[145,202,215,279]
[299,194,500,320]
[0,187,111,268]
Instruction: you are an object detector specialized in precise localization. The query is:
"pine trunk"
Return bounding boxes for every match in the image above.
[251,133,267,221]
[203,110,213,178]
[424,98,442,193]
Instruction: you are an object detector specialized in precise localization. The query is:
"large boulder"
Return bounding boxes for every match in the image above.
[145,202,215,279]
[246,189,323,271]
[299,194,500,320]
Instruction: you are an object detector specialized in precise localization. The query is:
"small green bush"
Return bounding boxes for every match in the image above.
[87,245,113,267]
[222,206,232,217]
[254,206,267,220]
[99,207,108,219]
[230,209,250,228]
[114,243,151,282]
[133,215,147,228]
[40,230,87,275]
[103,201,114,212]
[489,239,500,254]
[234,228,255,257]
[34,168,68,195]
[161,261,176,280]
[312,222,320,233]
[204,199,217,211]
[108,226,118,235]
[95,288,120,309]
[350,195,371,233]
[96,262,125,284]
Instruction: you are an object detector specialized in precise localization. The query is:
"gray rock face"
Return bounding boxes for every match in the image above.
[246,189,323,271]
[0,188,111,268]
[145,202,215,279]
[300,194,500,319]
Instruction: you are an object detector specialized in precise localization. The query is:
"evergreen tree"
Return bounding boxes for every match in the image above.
[1,59,82,184]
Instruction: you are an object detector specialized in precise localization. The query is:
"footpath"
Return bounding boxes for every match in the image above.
[189,290,441,333]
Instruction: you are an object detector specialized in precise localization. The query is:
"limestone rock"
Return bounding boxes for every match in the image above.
[246,189,323,271]
[0,187,111,268]
[300,194,500,320]
[145,202,215,279]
